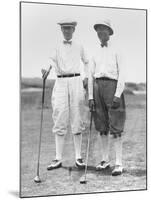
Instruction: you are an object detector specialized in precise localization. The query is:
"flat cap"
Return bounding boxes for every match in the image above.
[94,20,113,35]
[57,19,77,27]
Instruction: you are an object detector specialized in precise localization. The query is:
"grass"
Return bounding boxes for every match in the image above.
[20,87,146,197]
[21,78,146,91]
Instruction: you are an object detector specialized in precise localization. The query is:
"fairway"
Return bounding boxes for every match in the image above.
[20,92,146,197]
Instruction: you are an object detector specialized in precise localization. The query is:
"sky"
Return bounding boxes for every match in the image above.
[21,2,146,83]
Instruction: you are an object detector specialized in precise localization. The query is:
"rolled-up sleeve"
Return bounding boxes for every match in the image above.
[46,48,57,71]
[114,52,125,98]
[80,45,89,78]
[88,57,95,100]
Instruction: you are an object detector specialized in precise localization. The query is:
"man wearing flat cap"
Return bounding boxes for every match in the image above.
[42,19,89,170]
[88,20,126,175]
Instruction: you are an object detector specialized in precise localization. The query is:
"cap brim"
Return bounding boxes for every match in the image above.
[58,22,77,27]
[94,24,113,35]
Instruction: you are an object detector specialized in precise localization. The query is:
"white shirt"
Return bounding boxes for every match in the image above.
[88,42,125,99]
[47,40,89,78]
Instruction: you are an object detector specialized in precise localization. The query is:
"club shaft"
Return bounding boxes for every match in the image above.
[83,112,93,181]
[36,79,46,177]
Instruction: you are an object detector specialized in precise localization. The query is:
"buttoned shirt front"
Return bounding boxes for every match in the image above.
[48,40,89,77]
[88,41,125,99]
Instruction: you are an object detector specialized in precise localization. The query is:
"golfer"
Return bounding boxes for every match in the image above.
[88,20,126,175]
[42,19,89,170]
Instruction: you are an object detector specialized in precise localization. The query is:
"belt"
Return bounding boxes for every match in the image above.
[57,73,80,78]
[96,77,117,81]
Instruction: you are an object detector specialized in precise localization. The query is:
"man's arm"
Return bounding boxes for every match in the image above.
[88,58,95,100]
[112,52,125,109]
[41,48,57,79]
[80,45,89,89]
[114,53,125,98]
[88,58,96,111]
[80,45,89,79]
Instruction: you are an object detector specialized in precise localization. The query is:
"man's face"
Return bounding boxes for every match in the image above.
[61,26,75,41]
[96,26,110,44]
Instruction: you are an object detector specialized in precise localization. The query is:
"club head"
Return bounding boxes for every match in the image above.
[80,176,87,184]
[80,180,87,184]
[34,175,41,183]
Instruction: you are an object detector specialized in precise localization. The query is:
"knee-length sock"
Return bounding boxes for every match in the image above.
[73,134,82,160]
[55,134,65,160]
[100,134,110,162]
[114,137,123,166]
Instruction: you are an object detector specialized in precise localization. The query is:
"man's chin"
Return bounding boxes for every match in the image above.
[64,36,72,41]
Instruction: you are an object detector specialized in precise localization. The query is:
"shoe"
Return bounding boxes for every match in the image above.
[47,159,62,170]
[96,161,110,170]
[75,158,86,169]
[112,165,123,176]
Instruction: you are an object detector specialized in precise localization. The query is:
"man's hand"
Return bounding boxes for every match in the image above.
[83,78,88,90]
[41,68,51,80]
[111,96,121,109]
[89,99,96,112]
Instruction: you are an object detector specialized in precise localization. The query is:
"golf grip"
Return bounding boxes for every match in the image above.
[36,78,46,177]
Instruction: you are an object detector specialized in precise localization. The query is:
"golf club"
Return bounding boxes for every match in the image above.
[34,75,46,183]
[80,109,94,184]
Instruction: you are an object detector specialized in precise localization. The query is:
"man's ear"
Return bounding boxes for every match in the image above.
[72,27,75,32]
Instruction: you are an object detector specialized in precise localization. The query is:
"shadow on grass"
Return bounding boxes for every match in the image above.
[124,168,146,177]
[62,166,146,178]
[62,165,113,176]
